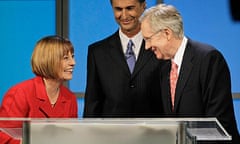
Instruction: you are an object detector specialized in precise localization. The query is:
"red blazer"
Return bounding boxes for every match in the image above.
[0,76,78,143]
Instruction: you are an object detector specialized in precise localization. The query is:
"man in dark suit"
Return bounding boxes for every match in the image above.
[83,0,162,118]
[140,4,240,143]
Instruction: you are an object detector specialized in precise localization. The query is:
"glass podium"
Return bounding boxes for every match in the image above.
[0,118,232,144]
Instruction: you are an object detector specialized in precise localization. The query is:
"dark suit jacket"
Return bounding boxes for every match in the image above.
[159,38,240,143]
[83,31,162,118]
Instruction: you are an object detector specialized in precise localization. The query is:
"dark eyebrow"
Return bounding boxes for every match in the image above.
[114,6,123,11]
[126,6,135,9]
[114,5,135,11]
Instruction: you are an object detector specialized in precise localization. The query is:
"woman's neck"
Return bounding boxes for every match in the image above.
[43,78,61,106]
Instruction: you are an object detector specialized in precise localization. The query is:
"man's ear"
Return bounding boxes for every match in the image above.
[163,28,172,41]
[142,2,147,10]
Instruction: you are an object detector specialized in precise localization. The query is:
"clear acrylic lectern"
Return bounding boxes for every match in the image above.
[0,118,232,144]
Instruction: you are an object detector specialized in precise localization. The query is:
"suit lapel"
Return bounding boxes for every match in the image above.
[108,31,130,75]
[174,41,194,111]
[132,41,154,77]
[35,78,66,117]
[106,31,155,77]
[161,60,172,113]
[38,92,66,118]
[107,32,154,77]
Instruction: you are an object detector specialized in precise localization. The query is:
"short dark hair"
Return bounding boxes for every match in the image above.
[110,0,145,5]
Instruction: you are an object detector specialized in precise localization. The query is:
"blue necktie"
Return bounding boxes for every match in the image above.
[125,40,136,73]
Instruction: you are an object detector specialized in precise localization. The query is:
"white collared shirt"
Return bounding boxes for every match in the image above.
[119,29,143,60]
[172,36,188,74]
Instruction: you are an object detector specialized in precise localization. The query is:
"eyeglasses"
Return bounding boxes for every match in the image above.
[143,29,162,42]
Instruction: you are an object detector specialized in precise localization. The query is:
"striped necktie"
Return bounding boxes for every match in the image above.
[170,61,178,110]
[125,40,136,73]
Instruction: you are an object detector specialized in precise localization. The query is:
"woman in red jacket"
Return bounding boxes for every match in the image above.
[0,35,78,144]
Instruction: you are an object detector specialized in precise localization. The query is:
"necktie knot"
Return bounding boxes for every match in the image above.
[125,40,136,73]
[126,40,134,56]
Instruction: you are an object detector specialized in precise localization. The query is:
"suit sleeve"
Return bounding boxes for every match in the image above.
[0,87,29,118]
[83,46,104,117]
[70,92,78,118]
[200,50,239,141]
[0,87,28,144]
[0,131,21,144]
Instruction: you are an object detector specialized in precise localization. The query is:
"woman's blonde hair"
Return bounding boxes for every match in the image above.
[31,35,74,79]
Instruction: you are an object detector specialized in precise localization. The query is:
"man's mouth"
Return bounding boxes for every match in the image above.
[121,19,133,25]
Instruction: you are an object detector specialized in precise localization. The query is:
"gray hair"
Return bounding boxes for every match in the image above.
[140,4,184,38]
